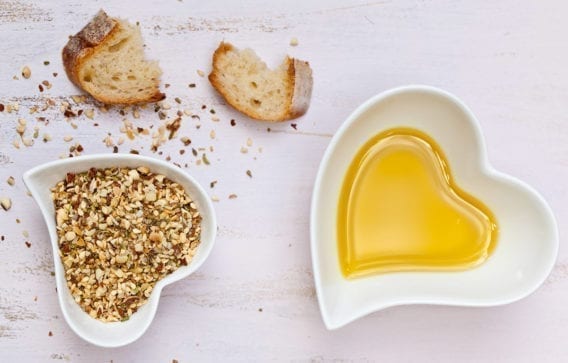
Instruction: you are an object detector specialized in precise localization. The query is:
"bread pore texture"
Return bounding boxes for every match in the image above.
[62,10,165,104]
[208,42,313,122]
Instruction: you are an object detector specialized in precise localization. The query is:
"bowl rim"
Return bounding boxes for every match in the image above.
[23,153,217,347]
[310,84,559,329]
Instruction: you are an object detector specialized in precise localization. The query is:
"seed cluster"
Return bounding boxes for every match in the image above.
[51,167,201,322]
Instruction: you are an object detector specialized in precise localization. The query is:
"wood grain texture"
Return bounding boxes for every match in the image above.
[0,0,567,361]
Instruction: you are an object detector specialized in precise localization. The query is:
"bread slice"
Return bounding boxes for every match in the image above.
[62,10,164,104]
[208,42,313,122]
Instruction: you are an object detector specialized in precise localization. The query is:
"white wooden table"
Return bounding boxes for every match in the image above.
[1,0,567,361]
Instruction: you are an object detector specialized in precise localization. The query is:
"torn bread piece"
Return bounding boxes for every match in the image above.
[62,10,165,104]
[209,42,313,122]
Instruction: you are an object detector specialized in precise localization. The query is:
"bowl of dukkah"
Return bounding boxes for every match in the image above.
[23,154,217,347]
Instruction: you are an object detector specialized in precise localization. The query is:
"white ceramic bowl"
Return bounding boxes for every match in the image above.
[311,85,558,329]
[23,154,217,347]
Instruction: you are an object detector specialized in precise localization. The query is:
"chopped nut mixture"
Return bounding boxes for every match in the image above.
[51,167,202,322]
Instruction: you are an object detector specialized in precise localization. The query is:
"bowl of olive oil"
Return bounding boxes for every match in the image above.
[310,85,558,329]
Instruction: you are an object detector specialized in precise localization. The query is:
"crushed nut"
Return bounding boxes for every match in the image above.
[1,198,12,211]
[21,66,31,79]
[6,176,15,186]
[51,167,201,322]
[84,109,95,119]
[180,137,191,146]
[290,37,299,46]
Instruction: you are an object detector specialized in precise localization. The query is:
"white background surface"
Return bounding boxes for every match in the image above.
[0,0,566,361]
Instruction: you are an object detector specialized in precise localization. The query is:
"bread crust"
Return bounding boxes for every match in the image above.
[62,10,165,104]
[208,41,313,122]
[288,58,313,120]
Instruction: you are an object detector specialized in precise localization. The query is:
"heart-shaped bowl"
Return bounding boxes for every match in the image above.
[23,154,217,347]
[311,85,558,329]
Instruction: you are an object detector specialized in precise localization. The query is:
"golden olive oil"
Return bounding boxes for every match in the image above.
[337,128,497,278]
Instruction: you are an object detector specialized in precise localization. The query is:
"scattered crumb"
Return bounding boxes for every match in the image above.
[71,95,86,104]
[230,119,236,127]
[22,138,34,147]
[48,331,53,337]
[25,241,31,248]
[63,135,73,142]
[197,70,205,77]
[1,198,12,211]
[258,307,263,312]
[188,83,196,88]
[228,194,237,199]
[210,130,216,139]
[84,109,95,119]
[240,146,248,154]
[210,180,217,188]
[291,123,297,130]
[290,37,299,46]
[22,230,29,238]
[180,137,191,146]
[21,65,31,79]
[246,137,253,147]
[246,170,252,178]
[6,176,15,186]
[211,195,219,202]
